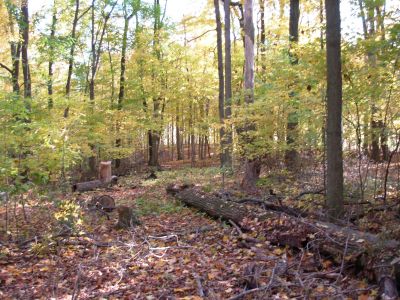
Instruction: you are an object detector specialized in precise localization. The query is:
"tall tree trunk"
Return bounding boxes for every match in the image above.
[116,8,134,169]
[214,0,225,168]
[89,0,115,102]
[90,1,96,101]
[259,0,266,81]
[21,0,31,100]
[148,0,162,168]
[223,0,233,169]
[176,104,183,160]
[285,0,300,170]
[241,0,261,191]
[48,4,57,109]
[66,0,79,96]
[5,2,21,94]
[325,0,344,219]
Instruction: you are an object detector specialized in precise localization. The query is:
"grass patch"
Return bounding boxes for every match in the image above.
[135,197,184,216]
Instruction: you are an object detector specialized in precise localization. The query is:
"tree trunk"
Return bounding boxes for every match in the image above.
[98,161,112,183]
[115,9,134,168]
[6,2,21,94]
[325,0,344,219]
[285,0,300,170]
[48,4,57,109]
[259,0,266,80]
[166,185,248,224]
[176,106,184,160]
[89,0,115,102]
[241,0,260,191]
[214,0,225,168]
[66,0,79,96]
[21,0,31,100]
[223,0,233,169]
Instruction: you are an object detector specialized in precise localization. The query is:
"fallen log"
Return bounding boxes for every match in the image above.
[166,184,248,224]
[238,198,308,218]
[167,185,400,298]
[72,176,118,193]
[73,180,108,192]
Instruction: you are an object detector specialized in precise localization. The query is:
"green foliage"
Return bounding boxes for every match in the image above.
[135,197,183,216]
[54,200,82,229]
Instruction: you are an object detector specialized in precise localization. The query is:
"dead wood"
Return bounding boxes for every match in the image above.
[237,198,308,217]
[294,188,325,200]
[166,185,248,224]
[72,176,117,192]
[88,195,116,212]
[168,186,400,297]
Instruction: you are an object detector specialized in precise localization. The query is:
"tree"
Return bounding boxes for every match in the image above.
[65,0,91,96]
[89,0,116,101]
[21,0,31,100]
[147,0,164,167]
[214,0,225,168]
[3,0,21,94]
[47,0,57,109]
[285,0,300,169]
[116,0,141,169]
[223,0,233,170]
[241,0,261,191]
[325,0,344,218]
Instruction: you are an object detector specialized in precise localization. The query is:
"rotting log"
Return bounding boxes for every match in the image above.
[72,176,117,193]
[166,184,248,224]
[73,180,108,193]
[167,185,400,298]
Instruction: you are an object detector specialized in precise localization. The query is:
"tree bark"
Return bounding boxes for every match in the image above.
[214,0,226,168]
[148,0,163,168]
[48,4,57,109]
[176,104,184,160]
[66,0,79,96]
[166,185,248,224]
[241,0,261,191]
[21,0,31,100]
[116,6,135,168]
[223,0,233,169]
[285,0,300,170]
[6,1,21,94]
[98,161,112,183]
[259,0,266,80]
[89,0,116,102]
[325,0,344,218]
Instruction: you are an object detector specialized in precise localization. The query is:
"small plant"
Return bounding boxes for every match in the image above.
[54,200,82,230]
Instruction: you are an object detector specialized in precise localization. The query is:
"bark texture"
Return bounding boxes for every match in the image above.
[325,0,344,218]
[241,0,261,191]
[285,0,300,170]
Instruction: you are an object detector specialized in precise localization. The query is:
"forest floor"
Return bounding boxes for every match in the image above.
[0,161,399,299]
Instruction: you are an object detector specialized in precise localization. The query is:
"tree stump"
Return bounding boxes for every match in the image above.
[99,161,112,183]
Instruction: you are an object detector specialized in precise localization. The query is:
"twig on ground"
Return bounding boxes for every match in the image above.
[193,273,205,297]
[71,264,82,300]
[229,220,243,235]
[294,189,325,200]
[228,263,277,300]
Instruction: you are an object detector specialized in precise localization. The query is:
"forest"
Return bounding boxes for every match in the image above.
[0,0,400,299]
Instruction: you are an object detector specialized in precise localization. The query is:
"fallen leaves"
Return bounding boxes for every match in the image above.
[0,168,383,299]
